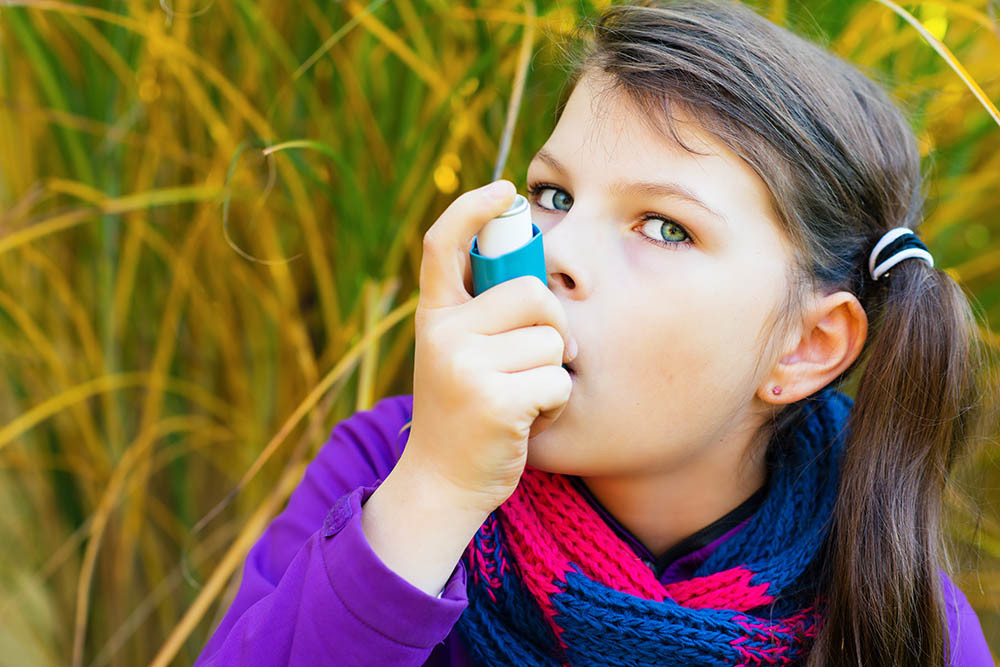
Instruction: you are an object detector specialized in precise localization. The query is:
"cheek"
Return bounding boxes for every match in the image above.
[602,252,782,385]
[635,278,772,387]
[697,279,784,386]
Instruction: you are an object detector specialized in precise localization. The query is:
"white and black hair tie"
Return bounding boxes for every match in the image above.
[868,227,934,281]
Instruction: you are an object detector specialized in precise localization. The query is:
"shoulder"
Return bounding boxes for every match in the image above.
[938,568,996,666]
[315,393,415,485]
[231,394,416,586]
[274,394,415,542]
[326,393,414,458]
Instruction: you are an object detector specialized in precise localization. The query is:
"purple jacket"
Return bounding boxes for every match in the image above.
[194,394,995,666]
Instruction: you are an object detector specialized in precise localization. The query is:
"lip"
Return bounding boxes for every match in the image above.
[562,363,576,376]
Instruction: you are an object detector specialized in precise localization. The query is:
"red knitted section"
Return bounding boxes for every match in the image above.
[497,466,776,638]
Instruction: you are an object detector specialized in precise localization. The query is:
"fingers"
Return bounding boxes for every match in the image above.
[498,365,573,438]
[419,180,517,309]
[475,326,567,373]
[465,275,576,365]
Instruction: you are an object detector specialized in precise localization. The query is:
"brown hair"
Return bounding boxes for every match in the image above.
[557,1,994,664]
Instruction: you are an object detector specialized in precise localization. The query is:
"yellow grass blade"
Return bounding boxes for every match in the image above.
[69,414,227,667]
[149,460,306,667]
[492,0,535,182]
[293,0,388,80]
[342,0,450,101]
[0,289,108,468]
[0,373,236,451]
[0,184,223,256]
[907,0,1000,37]
[874,0,1000,127]
[187,292,417,540]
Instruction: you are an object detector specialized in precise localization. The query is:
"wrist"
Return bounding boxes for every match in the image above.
[392,450,494,526]
[360,452,490,597]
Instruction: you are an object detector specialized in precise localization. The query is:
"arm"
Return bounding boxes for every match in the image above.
[193,395,472,667]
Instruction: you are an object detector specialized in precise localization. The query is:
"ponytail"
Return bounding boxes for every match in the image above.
[806,258,991,666]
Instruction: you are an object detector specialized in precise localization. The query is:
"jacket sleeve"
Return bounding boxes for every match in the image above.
[940,569,995,666]
[193,394,470,667]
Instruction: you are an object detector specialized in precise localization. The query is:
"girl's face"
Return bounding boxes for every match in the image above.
[525,69,796,481]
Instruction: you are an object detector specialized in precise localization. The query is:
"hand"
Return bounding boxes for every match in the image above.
[402,180,576,515]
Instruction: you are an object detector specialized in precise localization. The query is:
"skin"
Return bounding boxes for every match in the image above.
[522,69,868,557]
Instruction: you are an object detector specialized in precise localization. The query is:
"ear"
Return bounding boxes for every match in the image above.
[758,291,868,404]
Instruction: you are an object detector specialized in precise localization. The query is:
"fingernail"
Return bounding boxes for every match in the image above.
[484,180,514,201]
[567,337,578,361]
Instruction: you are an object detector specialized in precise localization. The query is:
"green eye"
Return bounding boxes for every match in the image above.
[638,217,693,248]
[528,184,573,211]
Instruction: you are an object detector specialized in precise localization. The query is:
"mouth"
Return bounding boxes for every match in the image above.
[562,363,575,376]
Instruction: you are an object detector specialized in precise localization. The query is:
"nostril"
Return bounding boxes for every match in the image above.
[549,273,575,290]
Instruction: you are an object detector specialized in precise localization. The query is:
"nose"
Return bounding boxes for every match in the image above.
[541,212,588,298]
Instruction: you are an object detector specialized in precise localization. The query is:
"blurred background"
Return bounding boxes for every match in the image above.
[1,0,998,664]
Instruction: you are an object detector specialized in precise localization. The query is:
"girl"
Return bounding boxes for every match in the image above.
[195,1,996,665]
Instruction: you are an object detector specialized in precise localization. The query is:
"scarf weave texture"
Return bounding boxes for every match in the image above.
[454,388,853,666]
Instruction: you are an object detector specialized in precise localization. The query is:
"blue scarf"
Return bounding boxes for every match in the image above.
[456,388,852,666]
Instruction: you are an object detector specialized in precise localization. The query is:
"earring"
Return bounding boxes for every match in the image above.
[771,386,783,396]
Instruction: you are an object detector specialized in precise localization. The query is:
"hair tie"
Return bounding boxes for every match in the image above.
[868,227,934,281]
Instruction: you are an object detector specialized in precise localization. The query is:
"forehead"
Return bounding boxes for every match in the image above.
[537,70,738,176]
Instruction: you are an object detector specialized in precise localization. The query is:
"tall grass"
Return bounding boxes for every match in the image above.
[0,1,998,664]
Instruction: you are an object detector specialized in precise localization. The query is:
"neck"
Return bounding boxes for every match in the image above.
[577,428,770,558]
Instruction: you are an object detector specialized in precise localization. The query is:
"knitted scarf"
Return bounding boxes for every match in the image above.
[455,387,853,666]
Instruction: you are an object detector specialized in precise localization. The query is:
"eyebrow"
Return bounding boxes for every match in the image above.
[529,148,729,230]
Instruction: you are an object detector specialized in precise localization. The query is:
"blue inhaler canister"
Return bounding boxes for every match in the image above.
[469,193,547,297]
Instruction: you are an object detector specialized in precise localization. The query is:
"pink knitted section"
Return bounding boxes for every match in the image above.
[501,467,666,598]
[729,607,823,666]
[495,477,573,650]
[464,514,508,603]
[497,466,776,639]
[665,566,774,609]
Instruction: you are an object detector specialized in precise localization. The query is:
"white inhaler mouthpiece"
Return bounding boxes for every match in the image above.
[476,194,533,258]
[469,193,547,297]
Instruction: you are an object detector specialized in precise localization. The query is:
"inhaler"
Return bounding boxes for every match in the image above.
[469,193,547,297]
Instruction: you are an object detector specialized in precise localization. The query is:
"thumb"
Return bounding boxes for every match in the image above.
[418,180,517,309]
